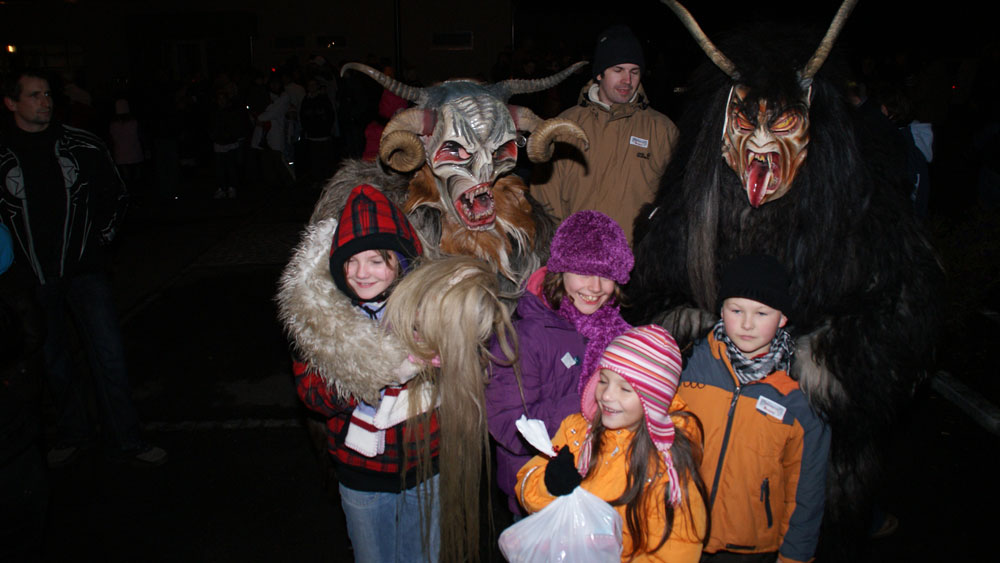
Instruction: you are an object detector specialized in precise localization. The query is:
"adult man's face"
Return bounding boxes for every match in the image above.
[4,76,53,133]
[596,63,640,106]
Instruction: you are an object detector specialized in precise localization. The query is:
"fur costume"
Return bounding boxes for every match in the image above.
[278,64,587,562]
[630,1,942,558]
[278,60,586,402]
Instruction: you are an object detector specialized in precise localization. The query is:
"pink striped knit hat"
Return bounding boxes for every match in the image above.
[580,324,684,506]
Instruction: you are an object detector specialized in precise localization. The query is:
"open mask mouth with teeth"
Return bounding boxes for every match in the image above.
[723,85,810,208]
[744,150,782,208]
[454,182,496,229]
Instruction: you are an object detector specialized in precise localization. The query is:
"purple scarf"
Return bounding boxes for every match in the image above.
[556,298,632,393]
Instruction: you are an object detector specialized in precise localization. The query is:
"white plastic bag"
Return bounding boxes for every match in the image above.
[515,414,557,457]
[498,487,622,563]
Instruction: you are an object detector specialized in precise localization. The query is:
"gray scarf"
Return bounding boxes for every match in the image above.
[713,319,794,386]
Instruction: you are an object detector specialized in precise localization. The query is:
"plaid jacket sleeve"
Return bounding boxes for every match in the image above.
[293,358,354,417]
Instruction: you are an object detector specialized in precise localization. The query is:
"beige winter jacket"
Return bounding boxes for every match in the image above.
[531,82,679,244]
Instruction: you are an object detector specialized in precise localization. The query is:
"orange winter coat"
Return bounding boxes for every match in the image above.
[516,413,706,563]
[678,333,830,563]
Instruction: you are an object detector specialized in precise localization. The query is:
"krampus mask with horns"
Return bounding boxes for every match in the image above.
[343,62,588,239]
[279,64,590,406]
[635,0,942,558]
[662,0,857,207]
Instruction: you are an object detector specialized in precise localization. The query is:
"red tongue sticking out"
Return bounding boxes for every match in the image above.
[747,158,770,208]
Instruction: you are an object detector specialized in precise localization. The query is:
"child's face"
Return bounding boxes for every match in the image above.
[721,297,788,357]
[562,273,615,315]
[346,250,398,300]
[595,369,644,432]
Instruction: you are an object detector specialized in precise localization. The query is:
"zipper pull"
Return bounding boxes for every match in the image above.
[761,477,774,528]
[760,478,771,502]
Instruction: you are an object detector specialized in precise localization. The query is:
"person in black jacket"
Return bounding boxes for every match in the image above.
[0,69,165,468]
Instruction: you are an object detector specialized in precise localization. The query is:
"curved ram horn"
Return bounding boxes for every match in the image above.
[494,61,588,101]
[379,108,436,172]
[801,0,859,80]
[507,105,542,133]
[509,106,589,162]
[341,62,426,104]
[526,118,589,163]
[660,0,739,80]
[379,131,425,172]
[382,107,437,137]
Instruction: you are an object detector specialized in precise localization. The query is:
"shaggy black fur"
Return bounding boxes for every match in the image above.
[629,28,942,561]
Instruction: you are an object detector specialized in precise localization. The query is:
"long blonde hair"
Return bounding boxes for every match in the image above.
[386,256,518,562]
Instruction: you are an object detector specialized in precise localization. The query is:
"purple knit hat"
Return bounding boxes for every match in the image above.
[579,325,684,506]
[547,211,633,284]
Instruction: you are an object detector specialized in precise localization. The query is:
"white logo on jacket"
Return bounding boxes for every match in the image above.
[629,135,649,148]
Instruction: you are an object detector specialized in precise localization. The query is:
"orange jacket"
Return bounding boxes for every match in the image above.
[516,413,706,563]
[677,333,829,563]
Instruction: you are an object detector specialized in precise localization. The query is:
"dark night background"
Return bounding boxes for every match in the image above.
[1,0,998,561]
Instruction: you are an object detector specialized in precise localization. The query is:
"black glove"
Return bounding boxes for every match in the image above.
[544,446,582,496]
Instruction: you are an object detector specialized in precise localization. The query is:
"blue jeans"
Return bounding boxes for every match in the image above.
[339,474,440,563]
[37,272,143,452]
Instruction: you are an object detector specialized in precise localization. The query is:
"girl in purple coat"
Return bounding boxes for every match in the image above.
[486,210,633,516]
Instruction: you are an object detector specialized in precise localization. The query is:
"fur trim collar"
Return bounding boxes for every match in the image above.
[277,217,407,405]
[279,158,555,401]
[278,160,416,404]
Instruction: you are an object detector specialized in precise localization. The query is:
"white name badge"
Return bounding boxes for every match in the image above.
[629,136,649,148]
[561,352,578,369]
[756,395,787,421]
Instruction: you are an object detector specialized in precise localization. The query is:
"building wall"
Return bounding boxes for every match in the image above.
[1,0,513,93]
[254,0,512,84]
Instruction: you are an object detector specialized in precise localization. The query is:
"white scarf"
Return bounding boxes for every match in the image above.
[344,383,438,457]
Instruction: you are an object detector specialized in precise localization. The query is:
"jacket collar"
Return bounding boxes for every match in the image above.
[707,331,798,394]
[576,80,650,120]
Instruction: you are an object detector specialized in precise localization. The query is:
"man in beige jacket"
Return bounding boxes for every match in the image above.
[531,25,679,244]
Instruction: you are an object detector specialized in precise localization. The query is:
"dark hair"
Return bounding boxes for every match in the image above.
[541,270,627,311]
[2,69,48,101]
[876,85,914,127]
[586,411,709,559]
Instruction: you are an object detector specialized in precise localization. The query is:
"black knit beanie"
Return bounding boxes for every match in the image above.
[718,255,792,315]
[592,25,645,80]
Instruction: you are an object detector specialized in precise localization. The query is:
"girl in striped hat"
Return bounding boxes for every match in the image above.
[515,325,709,562]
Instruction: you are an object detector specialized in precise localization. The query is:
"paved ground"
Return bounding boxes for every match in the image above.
[40,175,353,562]
[35,166,1000,562]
